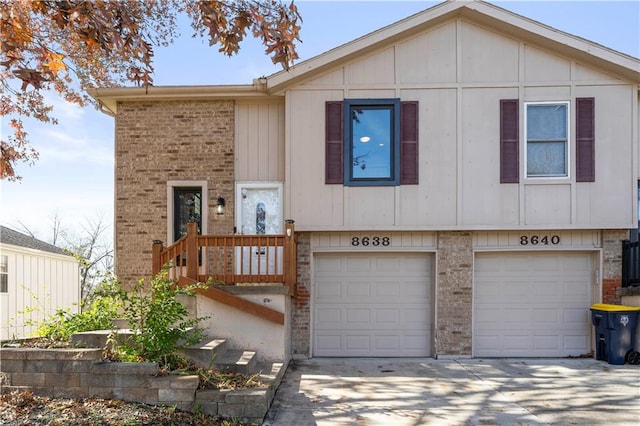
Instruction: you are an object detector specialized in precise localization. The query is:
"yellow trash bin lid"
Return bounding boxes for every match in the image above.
[590,303,640,312]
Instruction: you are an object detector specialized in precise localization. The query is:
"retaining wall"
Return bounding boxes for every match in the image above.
[0,347,277,424]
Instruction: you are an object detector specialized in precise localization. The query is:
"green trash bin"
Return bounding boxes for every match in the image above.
[590,303,640,365]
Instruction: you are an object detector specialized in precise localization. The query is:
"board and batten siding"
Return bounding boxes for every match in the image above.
[0,245,80,340]
[235,101,285,182]
[284,18,637,231]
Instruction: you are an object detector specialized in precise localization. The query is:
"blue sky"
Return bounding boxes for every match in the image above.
[1,0,639,242]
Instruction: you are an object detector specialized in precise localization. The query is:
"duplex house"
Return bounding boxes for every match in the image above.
[0,226,80,340]
[92,1,640,361]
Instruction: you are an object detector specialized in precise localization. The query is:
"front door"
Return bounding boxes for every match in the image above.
[235,183,283,276]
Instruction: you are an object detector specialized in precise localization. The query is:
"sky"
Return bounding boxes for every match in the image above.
[1,0,639,244]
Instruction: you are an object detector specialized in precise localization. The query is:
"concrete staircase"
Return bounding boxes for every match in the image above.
[70,329,287,424]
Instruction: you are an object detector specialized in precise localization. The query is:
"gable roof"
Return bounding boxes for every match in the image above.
[0,225,68,256]
[91,0,640,112]
[265,0,640,93]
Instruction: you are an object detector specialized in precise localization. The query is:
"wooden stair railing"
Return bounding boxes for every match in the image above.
[151,221,296,324]
[178,276,284,325]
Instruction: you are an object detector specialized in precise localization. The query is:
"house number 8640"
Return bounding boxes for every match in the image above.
[520,235,560,246]
[351,236,390,247]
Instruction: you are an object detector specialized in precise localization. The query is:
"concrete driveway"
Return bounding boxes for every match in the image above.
[264,358,640,425]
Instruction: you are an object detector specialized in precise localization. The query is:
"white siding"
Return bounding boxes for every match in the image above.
[0,245,80,340]
[284,18,637,231]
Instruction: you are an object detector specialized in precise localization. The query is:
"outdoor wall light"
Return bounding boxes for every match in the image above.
[216,197,226,215]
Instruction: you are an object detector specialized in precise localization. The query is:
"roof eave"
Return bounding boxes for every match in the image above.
[89,82,271,115]
[266,0,640,94]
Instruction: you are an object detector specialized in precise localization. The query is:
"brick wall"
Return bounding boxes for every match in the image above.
[115,101,235,288]
[291,232,311,357]
[602,229,628,304]
[436,232,473,356]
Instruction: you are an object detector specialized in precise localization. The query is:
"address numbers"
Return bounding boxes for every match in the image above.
[351,236,390,247]
[520,235,560,246]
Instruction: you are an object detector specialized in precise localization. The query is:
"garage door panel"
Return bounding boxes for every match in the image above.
[346,281,371,297]
[315,307,342,327]
[474,252,592,357]
[347,308,370,325]
[375,282,400,297]
[346,335,371,351]
[533,335,560,351]
[346,257,371,272]
[314,253,433,357]
[316,284,342,299]
[564,335,589,350]
[375,257,402,272]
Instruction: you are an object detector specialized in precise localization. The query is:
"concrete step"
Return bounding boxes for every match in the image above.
[71,329,134,349]
[180,338,228,368]
[213,349,258,375]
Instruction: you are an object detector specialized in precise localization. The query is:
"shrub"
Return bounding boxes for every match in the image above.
[36,275,121,341]
[116,270,209,369]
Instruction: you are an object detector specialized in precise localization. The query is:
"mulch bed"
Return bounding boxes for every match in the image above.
[0,390,252,425]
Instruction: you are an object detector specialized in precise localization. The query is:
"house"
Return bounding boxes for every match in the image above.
[91,0,640,361]
[0,226,81,340]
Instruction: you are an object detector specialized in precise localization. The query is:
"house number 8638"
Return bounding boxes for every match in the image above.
[351,236,390,247]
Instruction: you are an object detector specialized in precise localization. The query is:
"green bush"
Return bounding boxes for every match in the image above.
[116,270,209,369]
[36,276,121,341]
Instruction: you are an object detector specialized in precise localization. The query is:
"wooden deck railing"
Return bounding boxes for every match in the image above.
[152,221,297,295]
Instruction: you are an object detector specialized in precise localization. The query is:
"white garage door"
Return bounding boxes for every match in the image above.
[314,253,433,357]
[474,252,593,357]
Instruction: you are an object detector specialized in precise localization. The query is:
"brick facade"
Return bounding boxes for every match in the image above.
[291,232,311,357]
[435,232,473,356]
[602,229,628,304]
[115,101,235,288]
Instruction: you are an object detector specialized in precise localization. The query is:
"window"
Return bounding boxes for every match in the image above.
[0,255,7,293]
[526,102,569,178]
[500,98,594,184]
[326,100,418,186]
[345,99,400,186]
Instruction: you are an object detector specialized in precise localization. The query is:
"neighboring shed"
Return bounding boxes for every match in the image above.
[0,226,80,340]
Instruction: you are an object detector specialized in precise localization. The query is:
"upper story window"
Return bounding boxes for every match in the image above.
[0,255,7,293]
[500,98,594,184]
[525,102,569,178]
[325,100,419,186]
[344,99,400,186]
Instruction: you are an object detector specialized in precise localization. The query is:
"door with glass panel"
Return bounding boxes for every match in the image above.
[235,183,283,277]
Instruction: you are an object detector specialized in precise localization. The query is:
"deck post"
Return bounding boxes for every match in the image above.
[284,220,297,295]
[186,222,198,280]
[152,240,164,275]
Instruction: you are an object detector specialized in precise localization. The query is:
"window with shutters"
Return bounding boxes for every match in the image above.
[500,98,594,183]
[525,102,569,178]
[326,99,418,186]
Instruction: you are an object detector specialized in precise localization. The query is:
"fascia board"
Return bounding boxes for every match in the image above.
[266,0,464,93]
[266,0,639,94]
[465,2,640,83]
[89,83,271,115]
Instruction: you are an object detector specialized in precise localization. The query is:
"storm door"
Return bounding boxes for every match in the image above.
[235,183,283,276]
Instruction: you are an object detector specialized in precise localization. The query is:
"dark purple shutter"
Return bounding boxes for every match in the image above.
[325,101,343,184]
[576,97,595,182]
[400,101,419,185]
[500,99,519,183]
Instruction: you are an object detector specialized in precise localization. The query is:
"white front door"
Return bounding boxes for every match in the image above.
[235,183,283,275]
